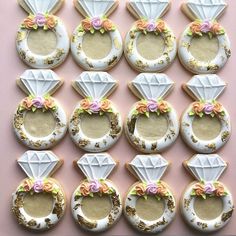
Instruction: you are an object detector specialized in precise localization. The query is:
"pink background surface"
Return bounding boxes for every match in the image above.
[0,0,236,235]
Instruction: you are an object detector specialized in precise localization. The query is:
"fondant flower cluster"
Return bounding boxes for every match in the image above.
[18,178,59,194]
[76,180,114,197]
[21,13,58,30]
[189,101,225,117]
[133,99,171,117]
[131,182,170,200]
[78,98,113,115]
[188,20,225,38]
[19,95,57,112]
[79,16,116,34]
[135,19,168,34]
[191,181,227,199]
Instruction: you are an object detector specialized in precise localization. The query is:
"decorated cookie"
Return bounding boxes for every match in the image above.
[13,70,67,149]
[16,0,70,69]
[181,74,230,153]
[124,0,177,72]
[178,0,231,74]
[124,155,176,233]
[181,154,234,232]
[12,151,66,231]
[69,72,122,152]
[71,153,122,232]
[71,0,123,71]
[125,73,179,153]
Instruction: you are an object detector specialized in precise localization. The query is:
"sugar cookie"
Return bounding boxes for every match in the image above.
[69,72,122,152]
[71,153,122,232]
[181,74,231,153]
[125,73,179,153]
[124,154,176,233]
[178,0,231,74]
[181,154,234,232]
[12,151,66,231]
[13,70,67,149]
[16,0,70,69]
[71,0,123,71]
[124,0,177,72]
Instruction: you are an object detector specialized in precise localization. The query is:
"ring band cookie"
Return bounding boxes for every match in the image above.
[124,0,177,72]
[124,155,176,233]
[181,74,231,153]
[181,154,234,232]
[125,73,179,153]
[69,72,122,152]
[16,0,70,69]
[12,151,66,231]
[71,0,123,71]
[71,153,122,232]
[13,70,67,150]
[178,0,231,74]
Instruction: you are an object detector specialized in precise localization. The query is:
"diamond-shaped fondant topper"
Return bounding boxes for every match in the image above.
[186,0,227,20]
[132,73,174,100]
[77,153,116,180]
[20,70,61,97]
[74,72,117,100]
[130,155,168,183]
[18,151,60,179]
[22,0,61,14]
[77,0,117,17]
[186,74,226,101]
[129,0,170,20]
[187,154,227,182]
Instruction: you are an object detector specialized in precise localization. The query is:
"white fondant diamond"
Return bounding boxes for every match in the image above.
[18,151,59,179]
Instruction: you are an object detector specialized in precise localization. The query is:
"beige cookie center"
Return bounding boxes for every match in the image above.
[82,31,112,59]
[189,35,219,62]
[24,110,56,138]
[23,192,54,218]
[81,194,112,220]
[80,113,110,139]
[192,115,221,140]
[136,113,168,141]
[136,196,165,221]
[194,196,223,220]
[27,29,57,55]
[137,33,165,60]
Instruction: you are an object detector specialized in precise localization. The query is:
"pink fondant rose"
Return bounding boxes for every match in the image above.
[200,20,212,33]
[89,180,101,193]
[146,183,158,195]
[204,103,214,115]
[90,100,100,113]
[147,100,158,112]
[146,21,156,32]
[33,179,44,193]
[204,182,215,195]
[91,17,102,30]
[34,13,46,27]
[32,97,44,108]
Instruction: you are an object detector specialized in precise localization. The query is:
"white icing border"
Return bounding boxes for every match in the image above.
[178,24,231,74]
[124,23,177,72]
[181,182,234,232]
[16,17,70,69]
[125,102,179,153]
[181,104,231,153]
[71,26,123,71]
[71,180,122,232]
[69,102,122,152]
[13,99,67,149]
[124,182,176,233]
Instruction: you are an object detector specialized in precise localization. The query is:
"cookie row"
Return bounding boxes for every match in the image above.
[16,0,231,74]
[12,151,233,233]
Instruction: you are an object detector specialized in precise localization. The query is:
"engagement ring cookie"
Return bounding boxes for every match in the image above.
[125,73,179,153]
[16,0,70,69]
[181,74,231,153]
[12,151,66,231]
[124,0,177,72]
[124,155,176,233]
[181,154,234,232]
[71,0,123,71]
[13,70,67,149]
[71,153,122,232]
[69,72,122,152]
[178,0,231,74]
